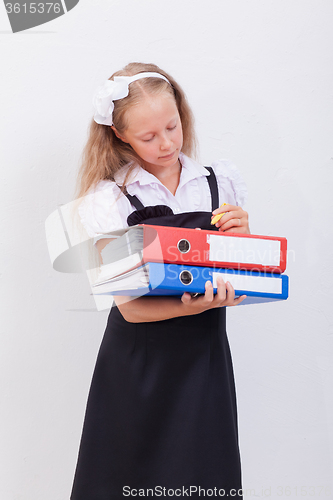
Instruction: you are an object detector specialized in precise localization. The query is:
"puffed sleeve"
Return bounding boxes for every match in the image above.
[211,159,248,207]
[78,180,125,240]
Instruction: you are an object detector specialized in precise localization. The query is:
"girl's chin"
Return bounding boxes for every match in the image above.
[143,155,180,173]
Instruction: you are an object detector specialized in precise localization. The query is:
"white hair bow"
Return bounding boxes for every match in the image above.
[92,72,170,126]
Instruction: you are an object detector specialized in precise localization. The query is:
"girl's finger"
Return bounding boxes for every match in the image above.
[219,218,243,231]
[181,292,192,304]
[203,280,214,302]
[212,204,236,216]
[216,277,227,302]
[211,204,242,225]
[214,210,244,228]
[224,281,236,304]
[223,228,242,233]
[233,295,247,305]
[212,210,236,223]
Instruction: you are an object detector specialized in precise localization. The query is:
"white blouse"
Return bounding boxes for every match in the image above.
[78,153,247,240]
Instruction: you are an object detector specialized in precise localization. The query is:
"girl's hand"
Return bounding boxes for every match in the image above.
[181,276,246,313]
[115,277,246,323]
[211,204,250,234]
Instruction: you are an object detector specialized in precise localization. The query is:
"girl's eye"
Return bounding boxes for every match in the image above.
[168,125,177,131]
[143,137,154,142]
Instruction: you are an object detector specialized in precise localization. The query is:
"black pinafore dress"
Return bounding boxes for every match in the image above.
[70,168,242,499]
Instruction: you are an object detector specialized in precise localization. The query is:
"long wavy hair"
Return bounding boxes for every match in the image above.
[75,62,197,199]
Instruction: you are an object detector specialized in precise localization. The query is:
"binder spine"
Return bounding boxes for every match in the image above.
[149,263,288,299]
[142,225,287,273]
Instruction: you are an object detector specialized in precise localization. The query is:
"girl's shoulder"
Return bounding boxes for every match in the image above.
[78,162,162,239]
[78,179,126,239]
[210,158,248,207]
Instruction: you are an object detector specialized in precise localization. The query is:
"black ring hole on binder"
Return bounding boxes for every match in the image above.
[177,239,191,253]
[179,270,193,285]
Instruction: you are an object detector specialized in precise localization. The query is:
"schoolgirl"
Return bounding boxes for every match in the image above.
[71,62,250,499]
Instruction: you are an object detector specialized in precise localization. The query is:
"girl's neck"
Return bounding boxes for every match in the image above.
[144,158,182,196]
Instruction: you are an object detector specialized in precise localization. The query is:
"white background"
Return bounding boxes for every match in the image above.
[1,1,333,498]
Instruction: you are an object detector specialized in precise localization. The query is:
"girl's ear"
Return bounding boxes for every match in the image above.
[111,126,129,143]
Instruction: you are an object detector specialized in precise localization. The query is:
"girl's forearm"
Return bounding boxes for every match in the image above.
[114,278,246,321]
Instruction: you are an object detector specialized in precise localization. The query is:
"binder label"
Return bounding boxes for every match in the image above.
[209,235,281,266]
[212,272,283,294]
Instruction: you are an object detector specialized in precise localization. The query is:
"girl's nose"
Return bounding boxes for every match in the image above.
[160,134,172,150]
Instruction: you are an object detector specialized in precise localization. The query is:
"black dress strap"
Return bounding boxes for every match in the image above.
[122,166,219,212]
[205,167,219,211]
[116,184,145,211]
[124,192,145,211]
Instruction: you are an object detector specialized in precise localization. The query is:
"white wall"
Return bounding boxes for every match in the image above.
[1,1,332,498]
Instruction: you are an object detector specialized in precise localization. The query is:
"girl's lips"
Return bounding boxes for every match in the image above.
[160,151,175,160]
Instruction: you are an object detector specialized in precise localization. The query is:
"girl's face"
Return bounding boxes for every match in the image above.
[113,93,183,175]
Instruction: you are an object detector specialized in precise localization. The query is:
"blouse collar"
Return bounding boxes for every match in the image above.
[113,153,210,189]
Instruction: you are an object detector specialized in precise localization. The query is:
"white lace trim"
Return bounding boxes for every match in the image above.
[211,159,248,207]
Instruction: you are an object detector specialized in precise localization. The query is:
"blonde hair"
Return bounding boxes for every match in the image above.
[75,62,197,199]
